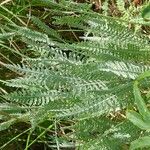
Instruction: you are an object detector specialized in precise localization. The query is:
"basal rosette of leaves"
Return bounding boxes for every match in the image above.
[0,0,150,149]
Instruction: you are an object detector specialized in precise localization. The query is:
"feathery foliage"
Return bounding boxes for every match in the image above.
[0,0,150,149]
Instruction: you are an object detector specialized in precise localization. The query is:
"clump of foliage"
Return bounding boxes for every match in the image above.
[0,0,150,149]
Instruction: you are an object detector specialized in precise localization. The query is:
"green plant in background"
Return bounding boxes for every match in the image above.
[0,0,150,149]
[142,4,150,21]
[126,71,150,150]
[116,0,150,24]
[102,0,150,34]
